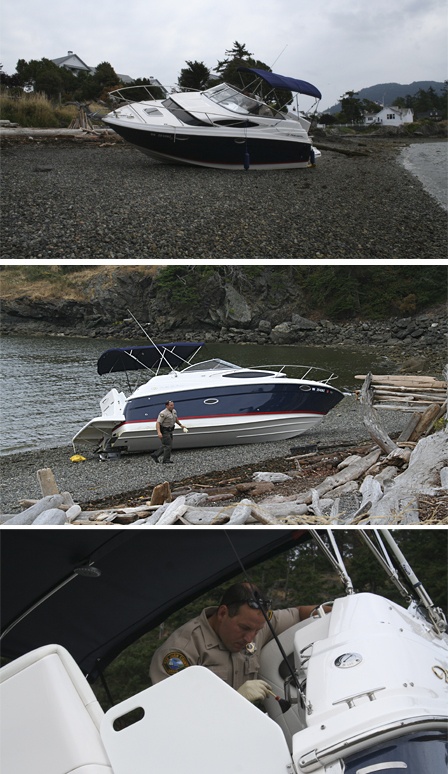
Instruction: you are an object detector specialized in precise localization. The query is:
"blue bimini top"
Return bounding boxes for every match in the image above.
[237,67,322,99]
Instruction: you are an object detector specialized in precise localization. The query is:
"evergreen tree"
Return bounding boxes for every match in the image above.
[15,57,76,99]
[178,60,211,90]
[338,90,364,124]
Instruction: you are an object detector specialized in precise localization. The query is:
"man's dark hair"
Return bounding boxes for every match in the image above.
[219,582,271,617]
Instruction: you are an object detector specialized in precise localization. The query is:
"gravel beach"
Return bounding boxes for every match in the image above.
[0,395,410,514]
[1,136,446,260]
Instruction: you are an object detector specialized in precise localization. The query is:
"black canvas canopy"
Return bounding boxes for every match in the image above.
[237,67,322,100]
[0,529,308,680]
[97,342,204,375]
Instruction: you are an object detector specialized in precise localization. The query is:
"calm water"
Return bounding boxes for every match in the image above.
[400,142,447,211]
[0,335,396,455]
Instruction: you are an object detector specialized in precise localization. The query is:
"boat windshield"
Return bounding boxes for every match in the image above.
[205,83,283,118]
[182,358,240,373]
[343,730,447,774]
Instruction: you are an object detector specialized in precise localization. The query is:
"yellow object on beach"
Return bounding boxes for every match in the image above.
[70,454,86,463]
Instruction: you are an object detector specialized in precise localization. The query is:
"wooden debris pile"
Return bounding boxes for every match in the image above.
[68,107,95,131]
[355,373,446,447]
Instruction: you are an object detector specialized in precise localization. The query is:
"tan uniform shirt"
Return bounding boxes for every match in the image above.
[149,605,301,690]
[157,407,178,429]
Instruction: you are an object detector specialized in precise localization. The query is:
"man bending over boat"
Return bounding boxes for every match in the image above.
[150,582,329,702]
[150,400,188,464]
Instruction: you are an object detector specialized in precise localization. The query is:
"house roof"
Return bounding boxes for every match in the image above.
[52,53,134,83]
[52,53,91,71]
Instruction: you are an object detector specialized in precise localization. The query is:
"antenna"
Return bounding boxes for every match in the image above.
[126,309,171,373]
[270,44,288,69]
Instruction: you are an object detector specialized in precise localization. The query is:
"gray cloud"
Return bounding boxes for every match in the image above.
[1,0,446,109]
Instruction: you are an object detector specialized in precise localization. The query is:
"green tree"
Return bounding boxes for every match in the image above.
[0,66,22,89]
[214,42,292,111]
[178,60,211,90]
[338,90,364,124]
[215,41,254,76]
[15,57,76,99]
[92,62,119,92]
[360,98,382,115]
[317,112,337,126]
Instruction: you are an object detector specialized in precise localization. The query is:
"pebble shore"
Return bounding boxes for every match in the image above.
[0,396,409,514]
[1,136,446,259]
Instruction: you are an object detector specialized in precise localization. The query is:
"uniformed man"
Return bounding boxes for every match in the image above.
[150,400,187,464]
[150,582,325,702]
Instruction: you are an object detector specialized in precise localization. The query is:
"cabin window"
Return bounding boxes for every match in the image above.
[162,98,209,126]
[222,371,272,379]
[212,119,259,128]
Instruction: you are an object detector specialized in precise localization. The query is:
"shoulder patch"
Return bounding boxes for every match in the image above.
[162,651,191,675]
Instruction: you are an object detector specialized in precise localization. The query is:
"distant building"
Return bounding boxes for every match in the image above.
[364,105,414,127]
[52,52,92,77]
[415,109,443,121]
[51,51,134,84]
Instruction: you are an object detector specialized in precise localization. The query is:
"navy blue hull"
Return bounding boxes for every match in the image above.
[106,124,313,169]
[124,382,343,424]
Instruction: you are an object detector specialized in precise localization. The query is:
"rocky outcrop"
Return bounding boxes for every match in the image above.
[1,269,446,373]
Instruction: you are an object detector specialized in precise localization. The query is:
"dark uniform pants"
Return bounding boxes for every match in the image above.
[154,427,174,462]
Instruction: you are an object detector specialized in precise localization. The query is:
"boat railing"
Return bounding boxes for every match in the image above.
[108,84,173,103]
[106,85,293,130]
[255,364,340,384]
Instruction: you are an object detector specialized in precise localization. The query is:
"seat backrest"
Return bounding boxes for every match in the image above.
[0,644,113,774]
[100,665,293,774]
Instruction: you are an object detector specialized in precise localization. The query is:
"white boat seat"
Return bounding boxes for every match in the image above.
[100,665,292,774]
[0,643,113,774]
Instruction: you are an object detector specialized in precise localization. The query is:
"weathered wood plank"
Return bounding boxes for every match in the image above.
[2,494,65,525]
[398,412,423,442]
[359,373,398,454]
[37,468,60,496]
[408,403,445,442]
[355,375,447,388]
[150,482,172,505]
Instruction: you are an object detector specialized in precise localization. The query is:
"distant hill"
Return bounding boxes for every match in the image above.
[324,81,446,114]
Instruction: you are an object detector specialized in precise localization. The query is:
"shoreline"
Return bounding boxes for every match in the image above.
[0,395,410,514]
[1,306,446,378]
[1,136,446,260]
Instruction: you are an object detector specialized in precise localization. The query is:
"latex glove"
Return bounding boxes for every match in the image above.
[237,679,272,702]
[182,426,189,433]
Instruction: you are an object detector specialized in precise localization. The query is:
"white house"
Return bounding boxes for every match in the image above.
[51,51,134,84]
[364,105,414,126]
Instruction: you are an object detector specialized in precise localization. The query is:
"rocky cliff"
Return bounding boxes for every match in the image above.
[1,266,446,373]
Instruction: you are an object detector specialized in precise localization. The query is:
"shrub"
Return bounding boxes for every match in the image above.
[0,92,78,127]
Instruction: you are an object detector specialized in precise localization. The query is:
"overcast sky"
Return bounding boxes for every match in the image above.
[1,0,446,110]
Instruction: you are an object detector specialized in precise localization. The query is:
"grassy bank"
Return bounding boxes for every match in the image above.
[0,92,107,128]
[0,265,446,320]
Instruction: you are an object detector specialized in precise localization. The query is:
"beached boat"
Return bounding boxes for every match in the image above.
[1,529,446,773]
[72,341,344,454]
[101,67,322,170]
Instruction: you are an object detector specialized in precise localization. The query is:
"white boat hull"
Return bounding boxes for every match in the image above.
[82,411,328,453]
